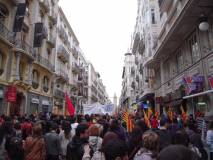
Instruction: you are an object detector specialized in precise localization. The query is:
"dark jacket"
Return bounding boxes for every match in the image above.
[155,129,172,151]
[66,136,87,160]
[44,131,60,156]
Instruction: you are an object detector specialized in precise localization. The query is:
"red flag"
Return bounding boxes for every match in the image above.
[65,93,75,116]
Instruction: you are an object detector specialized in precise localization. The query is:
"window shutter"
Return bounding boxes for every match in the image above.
[13,3,26,32]
[33,22,44,47]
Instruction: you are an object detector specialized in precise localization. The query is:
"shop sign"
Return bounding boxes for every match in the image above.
[31,98,39,104]
[5,85,17,103]
[42,100,50,106]
[182,75,204,95]
[208,76,213,89]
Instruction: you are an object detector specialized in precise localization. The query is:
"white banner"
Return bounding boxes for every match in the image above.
[83,103,115,115]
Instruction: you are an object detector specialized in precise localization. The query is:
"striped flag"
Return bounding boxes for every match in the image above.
[148,107,153,119]
[181,105,187,123]
[122,111,129,124]
[167,106,173,121]
[143,109,151,128]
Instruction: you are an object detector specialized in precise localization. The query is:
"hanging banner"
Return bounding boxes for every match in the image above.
[83,103,115,115]
[6,85,17,103]
[208,76,213,89]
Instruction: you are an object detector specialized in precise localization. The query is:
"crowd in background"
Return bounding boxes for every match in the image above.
[0,112,212,160]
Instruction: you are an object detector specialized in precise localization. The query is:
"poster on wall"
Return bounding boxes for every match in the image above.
[5,85,17,103]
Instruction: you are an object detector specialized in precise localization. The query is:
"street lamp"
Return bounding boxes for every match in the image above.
[199,16,209,31]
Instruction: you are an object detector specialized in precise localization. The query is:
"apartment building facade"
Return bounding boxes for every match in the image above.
[0,0,58,115]
[87,62,110,105]
[122,0,213,117]
[0,0,109,116]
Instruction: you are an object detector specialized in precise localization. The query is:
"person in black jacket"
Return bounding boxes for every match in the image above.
[66,123,89,160]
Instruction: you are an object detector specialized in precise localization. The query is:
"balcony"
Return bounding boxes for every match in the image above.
[39,0,50,13]
[54,88,64,99]
[49,10,57,25]
[72,62,80,74]
[71,47,78,59]
[34,54,54,72]
[59,27,68,44]
[158,0,173,12]
[57,45,70,63]
[14,38,35,59]
[46,34,56,48]
[56,69,69,82]
[0,21,15,45]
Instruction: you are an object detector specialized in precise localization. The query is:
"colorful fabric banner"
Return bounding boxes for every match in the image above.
[65,93,75,116]
[143,109,151,128]
[181,105,187,123]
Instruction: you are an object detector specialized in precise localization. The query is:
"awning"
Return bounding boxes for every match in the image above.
[183,89,213,99]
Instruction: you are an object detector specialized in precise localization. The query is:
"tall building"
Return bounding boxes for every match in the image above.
[120,53,136,108]
[121,0,213,117]
[0,0,58,115]
[0,0,109,116]
[87,62,109,105]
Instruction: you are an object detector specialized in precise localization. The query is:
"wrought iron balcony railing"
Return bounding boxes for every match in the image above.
[34,54,54,72]
[57,69,69,82]
[46,34,56,48]
[14,38,35,58]
[0,21,15,44]
[72,62,80,74]
[39,0,50,13]
[57,45,70,63]
[49,10,57,25]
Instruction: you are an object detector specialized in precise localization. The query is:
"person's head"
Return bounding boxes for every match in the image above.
[135,119,149,132]
[142,131,159,153]
[89,124,102,137]
[32,123,42,137]
[157,145,199,160]
[109,119,119,131]
[159,118,167,128]
[50,122,58,131]
[172,131,189,147]
[85,114,91,122]
[75,123,89,140]
[103,139,128,160]
[14,122,21,130]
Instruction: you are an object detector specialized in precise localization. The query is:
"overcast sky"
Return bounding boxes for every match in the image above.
[59,0,137,101]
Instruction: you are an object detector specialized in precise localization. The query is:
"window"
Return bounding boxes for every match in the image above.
[176,49,184,73]
[32,70,39,89]
[151,9,156,24]
[188,32,200,63]
[43,76,49,92]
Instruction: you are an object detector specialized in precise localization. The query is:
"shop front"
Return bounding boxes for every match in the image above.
[27,92,53,115]
[182,74,211,118]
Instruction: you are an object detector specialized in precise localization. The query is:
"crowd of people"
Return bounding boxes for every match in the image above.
[0,112,212,160]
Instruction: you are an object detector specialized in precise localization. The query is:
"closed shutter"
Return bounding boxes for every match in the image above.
[13,3,26,32]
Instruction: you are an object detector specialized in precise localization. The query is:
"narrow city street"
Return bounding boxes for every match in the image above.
[0,0,213,160]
